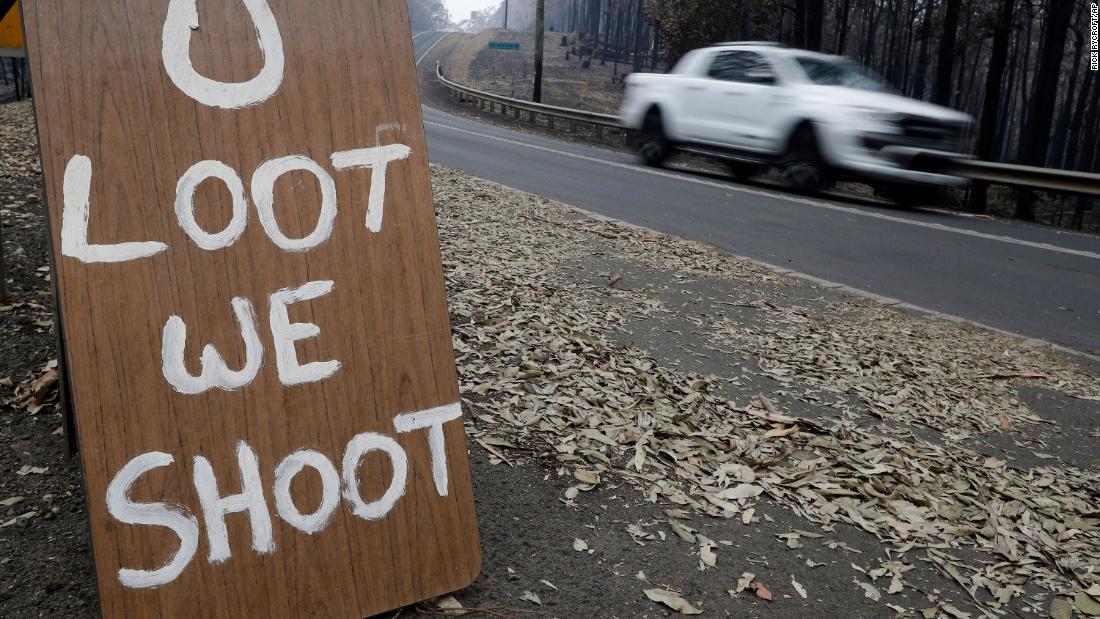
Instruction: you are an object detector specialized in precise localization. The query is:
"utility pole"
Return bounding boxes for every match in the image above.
[503,0,509,29]
[533,0,545,102]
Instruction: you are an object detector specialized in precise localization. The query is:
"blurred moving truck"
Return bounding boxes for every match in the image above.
[620,42,974,195]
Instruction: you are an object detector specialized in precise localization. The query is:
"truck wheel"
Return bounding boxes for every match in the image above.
[638,110,670,167]
[779,125,826,193]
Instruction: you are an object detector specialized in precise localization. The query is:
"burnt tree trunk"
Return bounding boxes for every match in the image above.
[967,0,1015,213]
[794,0,807,47]
[834,0,852,54]
[1014,0,1074,220]
[910,0,936,100]
[805,0,824,50]
[1051,26,1084,168]
[932,0,962,105]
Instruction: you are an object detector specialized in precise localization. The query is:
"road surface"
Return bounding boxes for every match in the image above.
[412,31,1100,356]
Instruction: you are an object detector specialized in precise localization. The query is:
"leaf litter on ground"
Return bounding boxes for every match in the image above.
[431,165,1100,615]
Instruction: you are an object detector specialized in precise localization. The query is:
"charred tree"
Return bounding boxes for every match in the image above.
[1014,0,1074,220]
[933,0,962,105]
[968,0,1015,213]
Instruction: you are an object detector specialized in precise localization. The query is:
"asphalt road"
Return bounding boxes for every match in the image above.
[412,32,1100,356]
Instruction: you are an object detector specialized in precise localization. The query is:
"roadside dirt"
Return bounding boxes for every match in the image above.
[0,101,98,616]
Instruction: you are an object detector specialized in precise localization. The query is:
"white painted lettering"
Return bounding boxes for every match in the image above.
[193,441,275,564]
[393,402,462,497]
[105,452,199,589]
[268,280,340,386]
[330,145,412,233]
[251,156,338,252]
[342,433,408,520]
[161,297,264,395]
[273,449,340,534]
[61,155,168,264]
[161,0,285,109]
[175,160,249,250]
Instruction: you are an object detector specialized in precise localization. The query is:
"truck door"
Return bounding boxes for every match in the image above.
[696,50,781,152]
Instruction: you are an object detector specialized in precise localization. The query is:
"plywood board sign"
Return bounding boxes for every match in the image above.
[22,1,481,616]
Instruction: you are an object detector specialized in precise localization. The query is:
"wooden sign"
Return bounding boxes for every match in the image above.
[0,1,24,57]
[23,1,480,616]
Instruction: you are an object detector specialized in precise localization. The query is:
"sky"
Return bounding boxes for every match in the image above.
[444,0,500,22]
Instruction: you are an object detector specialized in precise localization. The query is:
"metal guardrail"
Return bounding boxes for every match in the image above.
[435,63,1100,199]
[887,147,1100,198]
[436,62,622,132]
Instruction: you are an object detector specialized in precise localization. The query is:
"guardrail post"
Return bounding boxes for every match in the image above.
[594,124,603,140]
[513,107,520,120]
[548,116,555,130]
[528,110,535,123]
[569,119,577,133]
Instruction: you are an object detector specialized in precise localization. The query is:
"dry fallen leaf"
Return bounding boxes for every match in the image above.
[716,484,763,501]
[791,577,807,599]
[669,520,697,543]
[519,591,542,605]
[1050,597,1073,619]
[855,578,881,602]
[698,540,717,571]
[749,581,773,601]
[432,595,464,614]
[572,538,589,552]
[1077,590,1100,617]
[573,469,600,485]
[424,166,1100,617]
[0,511,37,528]
[644,588,703,615]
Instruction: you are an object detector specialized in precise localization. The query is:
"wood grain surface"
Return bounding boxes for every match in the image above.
[22,1,481,616]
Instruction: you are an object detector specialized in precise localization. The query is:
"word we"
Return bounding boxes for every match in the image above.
[106,402,462,589]
[162,280,339,394]
[61,145,411,264]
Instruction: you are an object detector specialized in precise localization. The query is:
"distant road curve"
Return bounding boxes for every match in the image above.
[412,32,1100,358]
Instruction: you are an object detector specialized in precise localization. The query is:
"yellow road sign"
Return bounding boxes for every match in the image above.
[0,0,24,57]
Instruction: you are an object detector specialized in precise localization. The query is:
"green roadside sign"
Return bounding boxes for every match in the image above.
[488,41,520,50]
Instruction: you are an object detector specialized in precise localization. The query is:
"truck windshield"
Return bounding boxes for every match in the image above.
[794,57,895,93]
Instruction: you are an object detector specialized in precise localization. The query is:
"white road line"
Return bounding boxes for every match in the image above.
[415,32,450,67]
[424,118,1100,261]
[411,31,431,43]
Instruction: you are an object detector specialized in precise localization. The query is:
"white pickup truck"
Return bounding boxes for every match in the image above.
[620,42,974,195]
